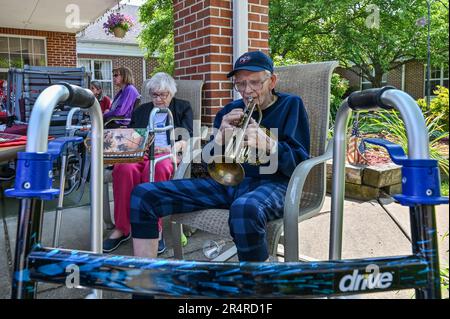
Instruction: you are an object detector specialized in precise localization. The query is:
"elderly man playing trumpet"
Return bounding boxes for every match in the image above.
[130,51,310,262]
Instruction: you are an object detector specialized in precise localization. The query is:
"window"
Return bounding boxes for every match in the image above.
[426,65,449,97]
[0,35,47,80]
[78,59,113,98]
[361,70,388,90]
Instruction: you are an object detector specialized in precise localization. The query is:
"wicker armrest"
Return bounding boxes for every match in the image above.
[174,137,203,179]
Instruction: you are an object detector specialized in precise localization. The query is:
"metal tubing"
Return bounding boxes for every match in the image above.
[86,97,103,299]
[52,153,67,247]
[380,90,430,159]
[12,85,71,298]
[409,205,441,299]
[11,199,44,298]
[330,89,432,261]
[25,85,71,153]
[53,107,87,247]
[12,84,103,299]
[329,101,352,260]
[148,108,177,182]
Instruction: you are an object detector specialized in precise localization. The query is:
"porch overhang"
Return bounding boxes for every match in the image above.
[0,0,118,33]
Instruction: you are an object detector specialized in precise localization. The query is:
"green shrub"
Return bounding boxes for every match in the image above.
[330,73,350,122]
[418,86,449,132]
[365,110,449,177]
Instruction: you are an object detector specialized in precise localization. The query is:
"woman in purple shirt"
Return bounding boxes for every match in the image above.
[104,67,140,128]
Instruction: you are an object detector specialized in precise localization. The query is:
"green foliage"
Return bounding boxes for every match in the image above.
[363,110,449,176]
[442,180,449,197]
[0,57,9,68]
[330,74,350,121]
[272,55,304,67]
[10,58,23,68]
[138,0,174,75]
[270,0,449,88]
[418,86,449,131]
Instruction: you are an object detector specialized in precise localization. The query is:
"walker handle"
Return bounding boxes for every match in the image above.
[59,82,96,109]
[348,86,395,111]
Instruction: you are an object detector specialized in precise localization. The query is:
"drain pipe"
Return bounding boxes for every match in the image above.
[232,0,248,100]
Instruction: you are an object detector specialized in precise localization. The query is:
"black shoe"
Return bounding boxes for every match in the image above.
[103,233,131,253]
[157,236,166,255]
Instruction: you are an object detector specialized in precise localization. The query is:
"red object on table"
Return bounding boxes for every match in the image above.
[3,124,28,135]
[0,133,27,147]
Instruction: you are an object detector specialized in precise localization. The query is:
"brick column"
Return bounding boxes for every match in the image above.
[173,0,269,126]
[248,0,269,53]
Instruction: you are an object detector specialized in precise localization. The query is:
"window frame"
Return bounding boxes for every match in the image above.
[78,58,114,98]
[0,34,47,75]
[424,65,449,98]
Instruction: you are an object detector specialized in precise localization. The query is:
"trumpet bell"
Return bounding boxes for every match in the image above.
[207,156,245,186]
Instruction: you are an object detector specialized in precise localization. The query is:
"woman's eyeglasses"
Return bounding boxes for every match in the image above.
[151,92,170,99]
[113,74,120,77]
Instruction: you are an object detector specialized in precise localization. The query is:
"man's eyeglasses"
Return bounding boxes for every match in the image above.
[233,76,271,92]
[151,92,170,99]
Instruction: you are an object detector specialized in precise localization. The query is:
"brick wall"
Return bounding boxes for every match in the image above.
[0,27,77,67]
[78,54,158,95]
[404,60,425,100]
[173,0,269,126]
[248,0,269,54]
[387,63,402,90]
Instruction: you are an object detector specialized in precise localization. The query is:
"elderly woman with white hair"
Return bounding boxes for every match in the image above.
[103,72,193,253]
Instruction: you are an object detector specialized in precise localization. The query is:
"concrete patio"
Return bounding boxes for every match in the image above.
[0,188,448,299]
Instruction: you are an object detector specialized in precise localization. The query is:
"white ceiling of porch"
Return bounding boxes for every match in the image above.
[0,0,119,33]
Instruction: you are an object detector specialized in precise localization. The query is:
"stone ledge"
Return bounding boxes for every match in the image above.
[363,163,402,188]
[326,161,402,201]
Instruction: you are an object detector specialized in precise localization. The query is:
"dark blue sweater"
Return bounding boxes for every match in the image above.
[212,92,310,180]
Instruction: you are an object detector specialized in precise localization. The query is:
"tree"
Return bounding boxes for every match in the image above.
[271,0,449,88]
[139,0,449,88]
[269,0,334,61]
[138,0,174,75]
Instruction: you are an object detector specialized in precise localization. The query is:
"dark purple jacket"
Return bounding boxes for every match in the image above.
[104,84,140,126]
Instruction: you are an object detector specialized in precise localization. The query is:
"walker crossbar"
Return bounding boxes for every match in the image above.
[6,85,447,299]
[26,247,428,298]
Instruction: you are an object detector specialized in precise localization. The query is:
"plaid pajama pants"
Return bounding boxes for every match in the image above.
[130,177,289,261]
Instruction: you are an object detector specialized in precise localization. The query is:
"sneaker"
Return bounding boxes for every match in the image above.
[157,236,166,255]
[103,233,131,253]
[181,233,188,247]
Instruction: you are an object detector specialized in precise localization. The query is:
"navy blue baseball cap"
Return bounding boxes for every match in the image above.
[227,51,274,78]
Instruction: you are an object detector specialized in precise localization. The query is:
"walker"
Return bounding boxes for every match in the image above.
[5,84,448,299]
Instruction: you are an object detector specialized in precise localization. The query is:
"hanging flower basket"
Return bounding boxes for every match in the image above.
[112,26,126,38]
[103,12,134,38]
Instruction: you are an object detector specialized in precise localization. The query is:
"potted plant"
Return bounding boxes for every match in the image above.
[103,12,134,38]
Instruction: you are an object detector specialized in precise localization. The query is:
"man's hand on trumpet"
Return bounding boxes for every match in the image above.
[215,108,245,145]
[244,118,276,156]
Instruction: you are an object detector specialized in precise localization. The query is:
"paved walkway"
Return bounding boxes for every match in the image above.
[0,192,448,299]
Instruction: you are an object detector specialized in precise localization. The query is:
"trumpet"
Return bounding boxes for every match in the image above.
[207,96,263,186]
